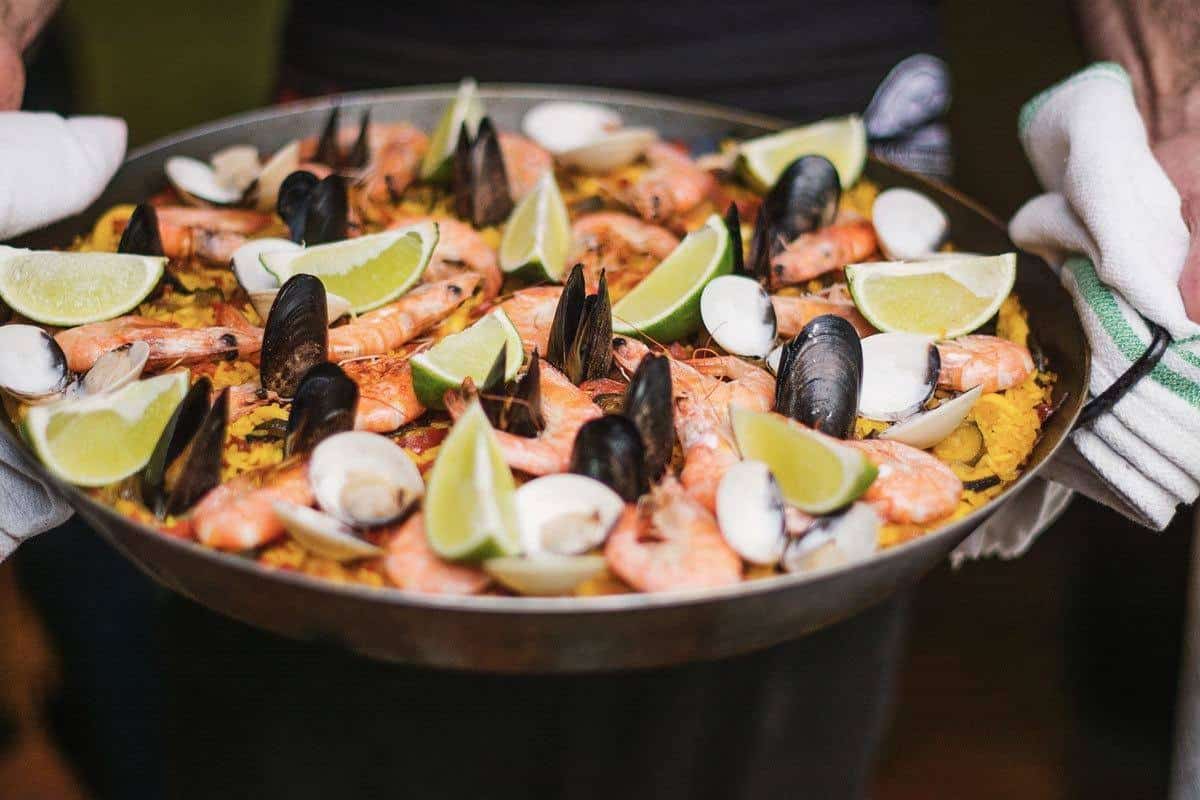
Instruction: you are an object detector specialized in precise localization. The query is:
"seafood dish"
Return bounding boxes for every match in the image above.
[0,80,1059,599]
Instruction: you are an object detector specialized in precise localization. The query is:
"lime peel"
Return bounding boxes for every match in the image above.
[499,171,571,282]
[737,115,867,191]
[410,309,522,410]
[0,247,165,326]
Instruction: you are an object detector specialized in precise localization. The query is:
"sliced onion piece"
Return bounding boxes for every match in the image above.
[700,274,777,358]
[881,385,983,449]
[859,332,939,421]
[273,501,382,561]
[872,188,948,260]
[558,128,657,173]
[516,474,624,557]
[232,237,299,292]
[717,460,786,565]
[165,156,243,206]
[484,554,607,596]
[781,503,879,574]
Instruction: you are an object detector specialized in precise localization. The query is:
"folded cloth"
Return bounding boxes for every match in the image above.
[955,63,1200,559]
[0,112,126,240]
[0,432,73,560]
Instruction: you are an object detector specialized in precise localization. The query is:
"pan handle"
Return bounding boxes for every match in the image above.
[1072,321,1171,430]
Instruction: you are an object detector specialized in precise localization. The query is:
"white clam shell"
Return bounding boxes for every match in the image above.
[232,237,299,292]
[700,274,777,358]
[254,140,301,212]
[872,188,948,260]
[781,503,880,574]
[484,554,607,596]
[859,332,939,421]
[515,474,625,557]
[717,460,786,565]
[522,101,623,153]
[210,145,262,194]
[250,289,352,325]
[0,324,69,401]
[80,341,149,396]
[766,344,783,374]
[557,128,658,173]
[880,385,983,450]
[309,432,425,527]
[165,155,243,206]
[273,501,383,562]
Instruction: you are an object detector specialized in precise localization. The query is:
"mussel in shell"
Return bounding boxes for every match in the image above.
[285,362,358,457]
[141,379,227,517]
[276,171,348,245]
[314,105,343,167]
[0,324,70,402]
[774,314,862,439]
[117,203,164,257]
[622,353,673,480]
[315,106,373,172]
[858,332,939,421]
[277,170,319,242]
[260,274,328,397]
[480,348,544,438]
[724,202,746,276]
[762,155,841,243]
[546,264,612,385]
[453,116,514,227]
[569,414,646,502]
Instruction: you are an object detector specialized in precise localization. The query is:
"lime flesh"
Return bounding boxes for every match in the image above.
[420,78,484,182]
[0,247,165,326]
[738,115,867,191]
[499,172,571,282]
[410,309,522,409]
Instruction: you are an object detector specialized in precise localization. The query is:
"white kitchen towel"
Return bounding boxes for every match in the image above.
[0,431,72,560]
[0,112,126,240]
[955,63,1200,561]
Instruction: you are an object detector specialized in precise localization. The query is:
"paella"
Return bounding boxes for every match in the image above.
[0,80,1056,597]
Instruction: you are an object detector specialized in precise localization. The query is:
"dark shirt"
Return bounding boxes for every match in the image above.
[283,0,941,121]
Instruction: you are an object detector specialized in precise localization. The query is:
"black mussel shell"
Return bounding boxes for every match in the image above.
[775,314,862,439]
[314,105,342,167]
[162,388,228,517]
[546,263,587,374]
[453,116,513,227]
[569,415,646,502]
[141,377,212,515]
[481,348,545,438]
[302,174,349,245]
[566,271,613,384]
[285,362,358,457]
[746,204,777,284]
[724,203,746,276]
[623,353,674,480]
[260,274,328,397]
[277,170,320,243]
[118,203,164,257]
[763,155,841,242]
[343,109,372,169]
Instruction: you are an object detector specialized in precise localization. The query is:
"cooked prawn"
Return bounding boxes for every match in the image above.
[623,142,715,230]
[770,217,877,287]
[613,337,773,511]
[327,274,478,360]
[382,513,490,595]
[192,460,312,550]
[570,212,679,295]
[445,358,603,475]
[341,354,425,433]
[145,206,274,265]
[389,214,502,302]
[55,315,262,373]
[604,477,742,592]
[847,439,962,524]
[362,123,431,201]
[936,335,1035,393]
[498,132,553,200]
[772,288,877,338]
[498,286,562,354]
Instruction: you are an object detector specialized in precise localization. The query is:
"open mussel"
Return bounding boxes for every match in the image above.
[763,155,840,242]
[546,264,612,384]
[569,414,646,501]
[858,332,939,421]
[774,314,862,439]
[480,348,544,438]
[277,170,319,240]
[285,362,358,457]
[314,107,372,172]
[453,116,513,227]
[623,353,673,480]
[724,203,746,275]
[117,203,164,256]
[260,274,328,397]
[141,379,227,517]
[0,324,70,402]
[276,171,348,245]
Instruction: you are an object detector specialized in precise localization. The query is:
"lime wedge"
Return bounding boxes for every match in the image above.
[260,222,438,313]
[612,214,732,342]
[499,171,571,282]
[738,115,867,191]
[420,77,485,182]
[23,372,189,487]
[424,401,520,560]
[0,247,164,326]
[731,407,876,514]
[410,309,522,409]
[846,253,1017,338]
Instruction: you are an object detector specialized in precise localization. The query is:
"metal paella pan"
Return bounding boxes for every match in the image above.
[4,84,1089,673]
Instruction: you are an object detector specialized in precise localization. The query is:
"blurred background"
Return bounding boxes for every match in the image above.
[1,1,1192,798]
